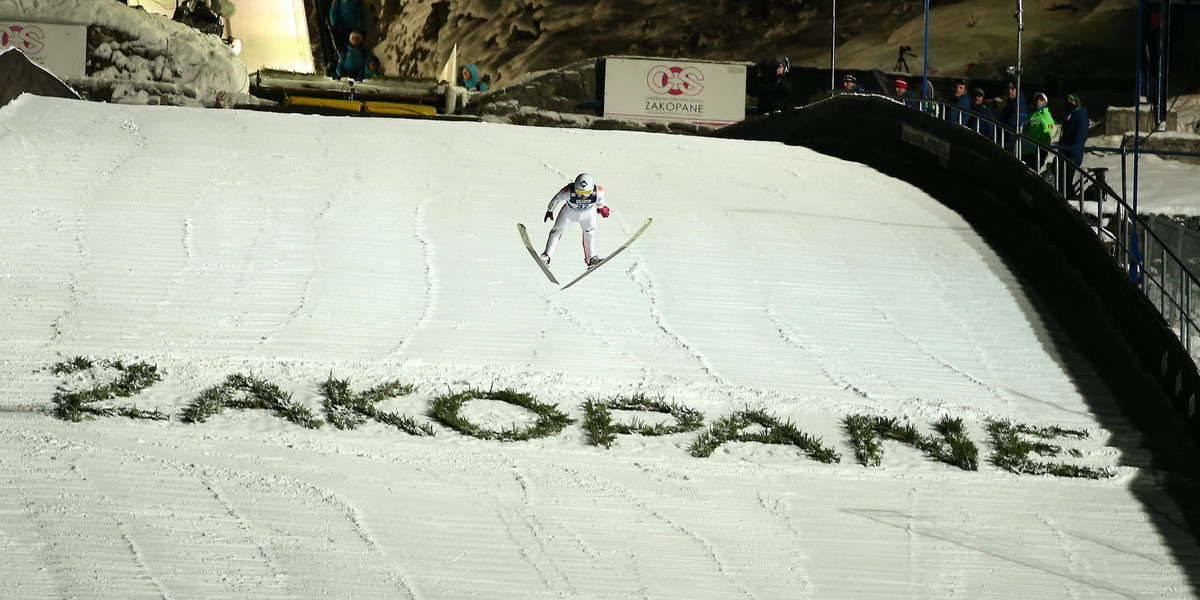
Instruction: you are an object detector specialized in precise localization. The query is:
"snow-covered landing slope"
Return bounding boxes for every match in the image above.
[0,95,1196,599]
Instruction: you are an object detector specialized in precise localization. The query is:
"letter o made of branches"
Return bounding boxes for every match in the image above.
[431,388,575,442]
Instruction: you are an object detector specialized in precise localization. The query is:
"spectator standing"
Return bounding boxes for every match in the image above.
[1055,93,1090,197]
[335,30,370,81]
[193,0,222,36]
[945,78,971,125]
[966,88,996,141]
[1023,92,1056,170]
[840,74,862,92]
[999,82,1028,154]
[1057,93,1090,166]
[748,56,794,114]
[329,0,367,57]
[173,0,223,36]
[894,77,919,109]
[458,64,489,92]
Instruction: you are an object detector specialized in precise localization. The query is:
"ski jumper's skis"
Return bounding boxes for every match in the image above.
[517,223,558,284]
[560,218,653,290]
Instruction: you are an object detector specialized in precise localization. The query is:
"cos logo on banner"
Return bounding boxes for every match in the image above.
[0,25,46,54]
[646,65,705,96]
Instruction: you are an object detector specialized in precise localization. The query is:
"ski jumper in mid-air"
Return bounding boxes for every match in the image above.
[541,173,610,267]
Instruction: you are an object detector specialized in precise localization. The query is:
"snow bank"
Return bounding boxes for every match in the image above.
[0,0,249,106]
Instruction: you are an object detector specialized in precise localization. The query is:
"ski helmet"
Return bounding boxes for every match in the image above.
[573,173,595,197]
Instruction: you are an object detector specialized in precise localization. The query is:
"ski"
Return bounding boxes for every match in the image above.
[561,217,653,290]
[517,223,558,284]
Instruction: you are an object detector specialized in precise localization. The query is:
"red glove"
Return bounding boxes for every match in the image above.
[544,210,553,222]
[598,206,611,218]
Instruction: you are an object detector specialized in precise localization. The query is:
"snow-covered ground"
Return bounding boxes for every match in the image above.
[1093,150,1200,216]
[1,93,1198,598]
[1089,128,1200,217]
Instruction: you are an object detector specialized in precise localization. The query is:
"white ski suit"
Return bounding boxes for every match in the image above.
[543,182,606,263]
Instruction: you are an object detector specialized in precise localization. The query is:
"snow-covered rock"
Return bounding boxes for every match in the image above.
[0,0,250,107]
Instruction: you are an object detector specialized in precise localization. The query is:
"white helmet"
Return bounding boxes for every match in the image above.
[573,173,595,196]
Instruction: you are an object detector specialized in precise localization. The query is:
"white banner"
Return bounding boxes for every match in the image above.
[0,22,86,79]
[603,57,745,126]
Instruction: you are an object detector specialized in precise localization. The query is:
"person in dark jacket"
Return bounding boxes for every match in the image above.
[190,0,221,31]
[965,88,996,142]
[999,82,1028,154]
[174,0,223,36]
[748,56,794,114]
[328,0,367,56]
[1055,93,1091,197]
[1057,93,1090,166]
[945,78,972,125]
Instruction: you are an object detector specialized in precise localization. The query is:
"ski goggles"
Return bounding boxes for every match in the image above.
[573,185,593,197]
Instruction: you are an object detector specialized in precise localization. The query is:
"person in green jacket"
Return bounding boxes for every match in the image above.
[1023,92,1055,169]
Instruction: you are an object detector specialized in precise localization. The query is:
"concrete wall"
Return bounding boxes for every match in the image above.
[1108,105,1180,135]
[1120,131,1200,165]
[714,94,1200,443]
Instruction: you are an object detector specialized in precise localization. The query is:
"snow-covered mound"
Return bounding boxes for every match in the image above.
[0,0,249,106]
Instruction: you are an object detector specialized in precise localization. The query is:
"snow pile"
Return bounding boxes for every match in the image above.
[0,0,250,106]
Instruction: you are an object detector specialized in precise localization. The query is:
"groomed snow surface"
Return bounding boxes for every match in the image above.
[1,95,1198,599]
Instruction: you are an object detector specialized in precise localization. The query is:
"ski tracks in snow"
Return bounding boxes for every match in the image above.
[871,304,1007,401]
[766,306,873,401]
[389,183,439,357]
[487,463,580,596]
[843,507,1146,598]
[493,458,762,599]
[258,196,333,346]
[766,286,1015,417]
[625,257,732,389]
[0,426,416,599]
[533,215,731,390]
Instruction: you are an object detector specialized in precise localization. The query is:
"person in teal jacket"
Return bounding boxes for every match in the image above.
[1023,92,1055,169]
[458,64,489,92]
[328,0,367,56]
[335,30,370,81]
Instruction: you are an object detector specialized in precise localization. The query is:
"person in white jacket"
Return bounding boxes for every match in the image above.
[541,173,610,267]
